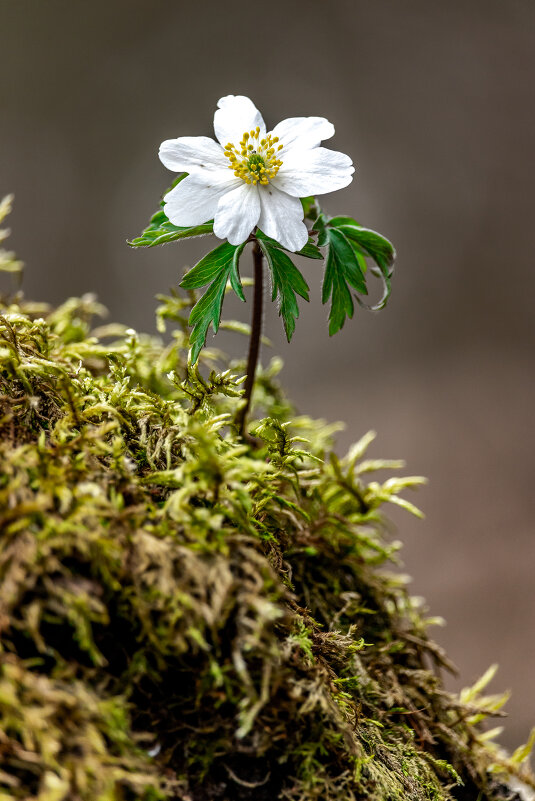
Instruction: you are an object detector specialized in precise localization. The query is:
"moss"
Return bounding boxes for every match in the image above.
[0,201,533,800]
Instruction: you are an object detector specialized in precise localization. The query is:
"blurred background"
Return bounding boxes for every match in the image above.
[1,0,534,749]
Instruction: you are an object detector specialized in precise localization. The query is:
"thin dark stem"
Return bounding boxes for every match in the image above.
[236,241,263,437]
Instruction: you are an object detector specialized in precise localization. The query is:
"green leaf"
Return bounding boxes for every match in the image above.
[255,229,322,260]
[187,271,229,364]
[230,243,246,301]
[328,215,361,228]
[180,242,245,364]
[322,227,368,335]
[128,215,213,248]
[128,174,214,248]
[180,242,240,289]
[328,218,371,262]
[335,223,395,272]
[340,223,394,313]
[297,239,323,260]
[322,217,396,322]
[314,213,329,248]
[258,239,309,341]
[346,238,368,274]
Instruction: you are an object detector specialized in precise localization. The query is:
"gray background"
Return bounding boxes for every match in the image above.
[1,0,534,749]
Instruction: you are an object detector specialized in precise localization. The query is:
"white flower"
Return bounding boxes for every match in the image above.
[158,95,354,253]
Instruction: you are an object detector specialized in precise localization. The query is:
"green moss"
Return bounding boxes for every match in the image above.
[0,201,533,801]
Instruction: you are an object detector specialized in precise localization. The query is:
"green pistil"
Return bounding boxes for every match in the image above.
[247,153,265,173]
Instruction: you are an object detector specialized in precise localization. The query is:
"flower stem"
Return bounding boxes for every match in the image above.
[236,240,263,437]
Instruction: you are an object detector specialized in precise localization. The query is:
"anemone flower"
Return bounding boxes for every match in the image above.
[158,95,354,252]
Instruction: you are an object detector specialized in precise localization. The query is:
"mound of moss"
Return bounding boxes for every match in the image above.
[0,208,533,800]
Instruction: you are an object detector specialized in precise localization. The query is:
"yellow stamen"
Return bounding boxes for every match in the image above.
[223,128,284,186]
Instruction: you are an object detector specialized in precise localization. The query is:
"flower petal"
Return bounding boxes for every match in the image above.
[273,147,354,197]
[213,183,261,245]
[159,136,228,173]
[163,172,239,227]
[271,117,335,154]
[214,95,266,146]
[258,185,308,252]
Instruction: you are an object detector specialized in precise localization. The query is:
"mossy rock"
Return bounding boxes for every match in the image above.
[0,210,533,800]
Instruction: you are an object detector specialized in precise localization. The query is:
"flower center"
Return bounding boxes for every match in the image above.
[224,127,284,186]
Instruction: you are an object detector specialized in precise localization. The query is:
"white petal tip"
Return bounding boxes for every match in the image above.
[290,233,309,252]
[158,140,174,171]
[217,94,251,108]
[228,234,249,246]
[212,222,249,246]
